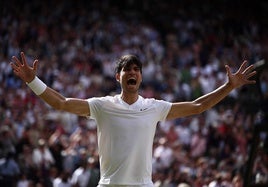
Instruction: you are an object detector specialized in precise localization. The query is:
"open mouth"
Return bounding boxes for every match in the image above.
[127,78,137,85]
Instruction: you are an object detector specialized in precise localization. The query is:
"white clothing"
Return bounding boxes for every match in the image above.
[53,178,72,187]
[97,184,154,187]
[17,180,30,187]
[153,145,173,168]
[32,147,55,168]
[71,167,90,187]
[53,177,62,187]
[208,181,221,187]
[88,95,172,186]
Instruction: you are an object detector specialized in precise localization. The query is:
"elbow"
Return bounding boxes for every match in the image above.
[192,102,206,115]
[51,99,66,111]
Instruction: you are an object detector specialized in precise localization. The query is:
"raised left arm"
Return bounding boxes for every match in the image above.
[166,61,256,120]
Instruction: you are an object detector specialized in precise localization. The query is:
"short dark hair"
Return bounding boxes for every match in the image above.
[115,54,142,74]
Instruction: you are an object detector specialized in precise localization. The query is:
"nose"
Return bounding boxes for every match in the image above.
[129,68,136,74]
[125,67,136,74]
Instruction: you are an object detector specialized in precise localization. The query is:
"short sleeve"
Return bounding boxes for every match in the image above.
[154,99,172,121]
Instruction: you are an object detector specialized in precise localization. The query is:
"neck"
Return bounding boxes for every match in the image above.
[120,92,139,105]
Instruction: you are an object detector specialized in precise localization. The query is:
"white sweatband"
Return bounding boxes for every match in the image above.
[26,76,47,95]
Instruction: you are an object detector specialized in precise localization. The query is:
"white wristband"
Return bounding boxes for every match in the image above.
[26,76,47,95]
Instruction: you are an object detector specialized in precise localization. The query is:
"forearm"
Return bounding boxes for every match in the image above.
[167,82,235,120]
[39,87,67,110]
[26,76,90,116]
[26,76,66,109]
[194,82,234,112]
[11,52,91,116]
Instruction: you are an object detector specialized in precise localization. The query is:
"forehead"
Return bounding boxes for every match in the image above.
[122,63,140,69]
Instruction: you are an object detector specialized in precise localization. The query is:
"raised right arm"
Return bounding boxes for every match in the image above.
[10,52,90,117]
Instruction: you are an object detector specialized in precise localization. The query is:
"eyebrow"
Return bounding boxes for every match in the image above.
[122,65,140,70]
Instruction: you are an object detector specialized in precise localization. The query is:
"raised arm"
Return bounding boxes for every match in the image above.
[166,61,256,120]
[10,52,90,116]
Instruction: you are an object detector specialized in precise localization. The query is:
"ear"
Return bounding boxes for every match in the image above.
[115,73,120,82]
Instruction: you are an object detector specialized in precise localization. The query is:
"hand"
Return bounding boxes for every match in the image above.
[10,52,38,83]
[225,60,256,89]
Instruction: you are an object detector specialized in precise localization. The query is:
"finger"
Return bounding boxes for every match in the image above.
[225,65,231,75]
[246,71,257,79]
[242,64,254,74]
[20,52,27,66]
[237,60,248,73]
[246,80,256,84]
[12,56,23,67]
[10,62,18,69]
[10,63,20,73]
[33,59,38,72]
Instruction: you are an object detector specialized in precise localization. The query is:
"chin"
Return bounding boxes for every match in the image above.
[125,86,139,92]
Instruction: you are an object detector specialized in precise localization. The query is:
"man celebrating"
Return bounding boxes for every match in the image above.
[10,52,256,187]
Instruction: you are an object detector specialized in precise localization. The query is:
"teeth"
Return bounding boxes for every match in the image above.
[128,78,136,81]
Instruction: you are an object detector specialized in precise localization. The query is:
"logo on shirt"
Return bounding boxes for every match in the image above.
[140,108,148,111]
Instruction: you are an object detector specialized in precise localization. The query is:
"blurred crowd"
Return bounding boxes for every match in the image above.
[1,0,268,187]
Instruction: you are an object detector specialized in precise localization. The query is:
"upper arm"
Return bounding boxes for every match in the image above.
[61,98,90,117]
[39,87,90,117]
[166,101,201,120]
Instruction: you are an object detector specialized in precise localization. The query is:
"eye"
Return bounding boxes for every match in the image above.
[122,65,140,72]
[134,67,140,72]
[123,67,130,72]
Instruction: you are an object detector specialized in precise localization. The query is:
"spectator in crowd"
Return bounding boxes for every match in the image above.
[32,138,55,177]
[154,137,174,169]
[190,129,207,159]
[178,183,190,187]
[232,174,243,187]
[17,173,32,187]
[71,157,100,187]
[0,151,20,187]
[17,144,35,180]
[54,171,72,187]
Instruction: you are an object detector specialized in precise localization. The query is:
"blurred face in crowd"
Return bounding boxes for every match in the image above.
[232,175,243,187]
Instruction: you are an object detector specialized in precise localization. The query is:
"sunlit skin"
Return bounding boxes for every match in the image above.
[9,51,257,186]
[116,64,142,105]
[10,52,256,120]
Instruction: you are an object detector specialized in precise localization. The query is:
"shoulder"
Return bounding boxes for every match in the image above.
[138,96,172,113]
[87,95,116,103]
[87,95,120,109]
[141,96,171,106]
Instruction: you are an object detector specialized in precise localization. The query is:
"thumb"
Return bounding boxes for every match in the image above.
[33,59,38,73]
[225,65,231,76]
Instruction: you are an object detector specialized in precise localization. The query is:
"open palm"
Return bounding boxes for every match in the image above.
[225,60,256,89]
[10,52,38,83]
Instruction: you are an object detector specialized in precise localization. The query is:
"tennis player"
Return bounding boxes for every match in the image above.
[10,52,256,187]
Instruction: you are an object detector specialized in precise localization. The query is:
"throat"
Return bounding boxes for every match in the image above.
[120,94,139,105]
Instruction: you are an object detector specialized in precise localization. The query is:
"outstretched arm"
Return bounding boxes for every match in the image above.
[166,61,256,120]
[10,52,90,116]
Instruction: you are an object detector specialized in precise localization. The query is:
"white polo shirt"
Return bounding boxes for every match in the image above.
[87,95,172,186]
